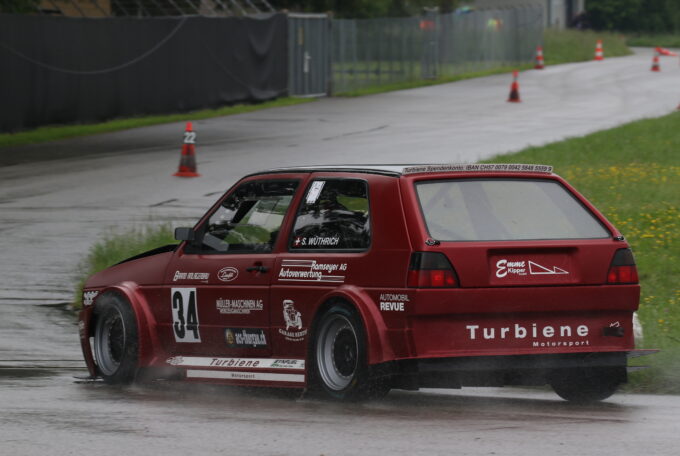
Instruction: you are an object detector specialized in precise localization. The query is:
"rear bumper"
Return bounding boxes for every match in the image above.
[405,311,636,359]
[375,351,651,390]
[417,351,628,372]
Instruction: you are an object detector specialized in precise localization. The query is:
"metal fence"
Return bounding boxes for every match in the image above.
[330,7,544,94]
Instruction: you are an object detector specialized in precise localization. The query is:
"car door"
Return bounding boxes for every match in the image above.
[270,176,374,358]
[162,177,302,358]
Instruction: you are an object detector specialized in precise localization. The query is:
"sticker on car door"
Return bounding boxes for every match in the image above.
[171,288,201,343]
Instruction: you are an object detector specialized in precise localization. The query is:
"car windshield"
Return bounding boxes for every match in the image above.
[415,178,610,241]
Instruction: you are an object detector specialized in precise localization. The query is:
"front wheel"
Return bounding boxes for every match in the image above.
[312,303,390,400]
[550,367,624,403]
[93,294,139,384]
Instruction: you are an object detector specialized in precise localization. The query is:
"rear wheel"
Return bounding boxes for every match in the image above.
[93,294,139,384]
[550,367,623,403]
[312,303,390,400]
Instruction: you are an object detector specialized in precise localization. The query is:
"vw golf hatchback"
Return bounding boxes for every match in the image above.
[79,164,649,402]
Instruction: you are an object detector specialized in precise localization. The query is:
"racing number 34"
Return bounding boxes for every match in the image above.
[172,288,201,343]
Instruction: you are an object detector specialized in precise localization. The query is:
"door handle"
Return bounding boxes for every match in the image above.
[246,265,269,273]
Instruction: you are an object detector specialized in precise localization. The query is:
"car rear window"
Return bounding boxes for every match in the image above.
[415,179,610,241]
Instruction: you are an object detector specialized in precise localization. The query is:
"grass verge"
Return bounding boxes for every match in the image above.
[626,34,680,48]
[486,112,680,394]
[335,64,534,97]
[543,28,632,64]
[0,98,314,149]
[74,225,175,308]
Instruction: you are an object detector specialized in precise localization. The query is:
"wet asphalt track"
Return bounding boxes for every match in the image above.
[1,48,680,454]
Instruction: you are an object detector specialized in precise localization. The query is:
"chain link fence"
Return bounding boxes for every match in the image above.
[331,7,543,94]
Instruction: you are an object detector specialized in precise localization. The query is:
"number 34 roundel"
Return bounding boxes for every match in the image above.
[172,288,201,343]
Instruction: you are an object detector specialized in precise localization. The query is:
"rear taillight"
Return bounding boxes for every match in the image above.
[407,252,458,288]
[607,248,639,284]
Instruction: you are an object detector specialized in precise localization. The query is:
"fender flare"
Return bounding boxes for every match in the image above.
[88,282,162,369]
[314,285,394,365]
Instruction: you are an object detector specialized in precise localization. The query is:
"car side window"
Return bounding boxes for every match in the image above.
[290,179,370,251]
[198,180,299,254]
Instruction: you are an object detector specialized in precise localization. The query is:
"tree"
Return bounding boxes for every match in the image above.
[0,0,40,13]
[586,0,680,32]
[275,0,462,18]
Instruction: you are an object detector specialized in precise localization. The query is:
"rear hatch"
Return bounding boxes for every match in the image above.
[413,176,614,287]
[402,172,639,357]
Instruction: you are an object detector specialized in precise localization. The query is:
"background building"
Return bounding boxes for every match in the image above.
[472,0,585,28]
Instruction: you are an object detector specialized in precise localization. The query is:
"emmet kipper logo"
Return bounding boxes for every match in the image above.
[278,299,308,342]
[496,259,568,278]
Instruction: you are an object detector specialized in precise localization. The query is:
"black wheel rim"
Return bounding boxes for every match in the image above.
[333,328,357,377]
[316,314,358,391]
[94,308,126,376]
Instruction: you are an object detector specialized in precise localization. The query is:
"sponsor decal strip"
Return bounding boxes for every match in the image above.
[225,328,268,348]
[278,259,347,283]
[379,292,410,312]
[167,356,305,370]
[281,259,315,266]
[279,276,345,283]
[402,164,553,174]
[173,271,210,281]
[216,298,263,315]
[496,259,569,278]
[187,370,305,383]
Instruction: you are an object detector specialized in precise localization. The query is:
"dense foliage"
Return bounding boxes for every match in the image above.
[0,0,39,13]
[587,0,680,32]
[276,0,459,18]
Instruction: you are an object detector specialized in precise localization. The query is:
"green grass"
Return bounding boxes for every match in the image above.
[543,29,632,65]
[74,225,175,308]
[626,33,680,48]
[486,112,680,394]
[0,98,314,149]
[336,64,534,97]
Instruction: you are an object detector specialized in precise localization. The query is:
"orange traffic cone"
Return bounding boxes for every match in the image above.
[651,51,661,72]
[507,70,521,103]
[173,122,200,178]
[656,46,678,57]
[534,46,545,69]
[594,40,604,61]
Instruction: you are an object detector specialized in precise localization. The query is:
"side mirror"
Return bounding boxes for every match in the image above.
[174,227,195,242]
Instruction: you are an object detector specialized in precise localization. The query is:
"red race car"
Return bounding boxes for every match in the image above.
[79,164,652,402]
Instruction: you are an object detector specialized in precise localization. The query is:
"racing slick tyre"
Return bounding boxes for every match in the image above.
[93,293,139,384]
[550,367,623,403]
[311,303,390,401]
